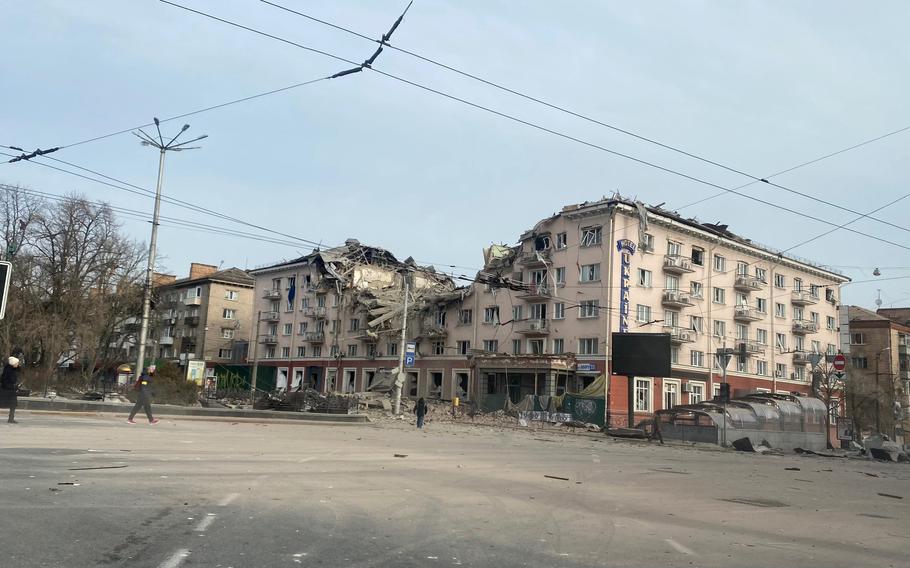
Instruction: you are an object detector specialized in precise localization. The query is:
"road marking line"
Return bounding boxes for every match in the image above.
[157,548,190,568]
[665,538,695,555]
[298,456,318,463]
[218,493,239,506]
[195,513,216,532]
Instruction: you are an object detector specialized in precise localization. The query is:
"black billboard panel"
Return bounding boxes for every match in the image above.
[611,332,671,377]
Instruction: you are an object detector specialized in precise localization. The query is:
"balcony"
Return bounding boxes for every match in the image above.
[663,254,694,274]
[184,296,202,306]
[262,311,280,322]
[303,306,327,319]
[517,249,551,266]
[159,312,176,321]
[792,320,819,334]
[259,335,278,345]
[514,319,549,335]
[417,319,448,338]
[661,289,693,308]
[262,289,281,300]
[517,283,552,300]
[739,340,765,356]
[183,315,199,327]
[663,325,695,343]
[734,275,764,292]
[158,336,174,346]
[304,332,325,343]
[791,290,819,306]
[352,329,378,342]
[792,351,813,365]
[733,306,762,322]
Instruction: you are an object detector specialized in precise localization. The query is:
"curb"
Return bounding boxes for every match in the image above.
[16,397,370,424]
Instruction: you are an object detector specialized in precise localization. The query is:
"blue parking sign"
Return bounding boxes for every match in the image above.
[405,341,417,368]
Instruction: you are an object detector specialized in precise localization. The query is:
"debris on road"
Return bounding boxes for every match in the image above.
[877,493,903,500]
[544,475,570,481]
[57,482,80,486]
[732,437,755,452]
[68,465,128,471]
[784,467,801,471]
[393,454,408,458]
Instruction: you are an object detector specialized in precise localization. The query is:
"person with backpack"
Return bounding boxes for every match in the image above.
[414,397,427,429]
[0,356,22,424]
[127,367,159,425]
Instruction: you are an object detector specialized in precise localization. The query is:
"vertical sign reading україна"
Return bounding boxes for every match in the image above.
[616,239,637,332]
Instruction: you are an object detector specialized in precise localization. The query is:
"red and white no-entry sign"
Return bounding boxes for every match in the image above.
[833,353,847,372]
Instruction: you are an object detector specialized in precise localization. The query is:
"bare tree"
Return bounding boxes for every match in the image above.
[0,189,145,390]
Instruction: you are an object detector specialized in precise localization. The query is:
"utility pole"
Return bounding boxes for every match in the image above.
[392,272,410,415]
[132,119,206,382]
[250,310,262,406]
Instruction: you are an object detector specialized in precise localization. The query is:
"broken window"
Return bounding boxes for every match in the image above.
[556,232,567,249]
[528,339,544,354]
[580,263,600,282]
[433,341,445,355]
[457,340,470,355]
[456,373,469,400]
[458,309,473,325]
[483,339,498,352]
[534,235,551,251]
[435,310,446,327]
[431,372,443,397]
[580,226,602,247]
[347,344,357,357]
[387,342,398,356]
[349,318,360,332]
[640,233,654,252]
[691,247,704,266]
[484,306,500,324]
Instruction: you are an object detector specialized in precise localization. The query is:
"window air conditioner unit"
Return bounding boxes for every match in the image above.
[681,383,693,393]
[774,370,784,378]
[790,372,798,380]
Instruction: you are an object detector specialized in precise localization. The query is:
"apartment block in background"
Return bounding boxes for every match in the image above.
[840,305,910,437]
[153,263,254,365]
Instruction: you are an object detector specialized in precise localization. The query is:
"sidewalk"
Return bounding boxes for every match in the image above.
[16,397,370,424]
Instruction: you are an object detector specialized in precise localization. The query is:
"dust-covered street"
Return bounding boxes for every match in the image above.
[1,412,907,568]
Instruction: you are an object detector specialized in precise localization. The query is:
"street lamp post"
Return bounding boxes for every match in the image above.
[875,347,892,434]
[132,120,206,383]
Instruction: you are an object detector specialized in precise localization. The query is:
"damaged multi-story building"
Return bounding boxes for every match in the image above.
[247,197,849,425]
[247,240,466,396]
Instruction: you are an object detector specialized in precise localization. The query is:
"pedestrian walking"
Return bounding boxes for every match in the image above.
[415,397,427,429]
[0,356,22,424]
[128,367,159,425]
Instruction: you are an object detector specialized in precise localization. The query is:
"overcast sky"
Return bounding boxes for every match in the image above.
[2,1,908,309]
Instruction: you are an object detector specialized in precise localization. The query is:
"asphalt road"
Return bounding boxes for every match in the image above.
[0,412,907,568]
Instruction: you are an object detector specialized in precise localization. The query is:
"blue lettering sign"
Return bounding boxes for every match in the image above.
[616,240,636,332]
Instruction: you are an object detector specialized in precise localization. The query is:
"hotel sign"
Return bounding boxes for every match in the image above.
[616,239,637,332]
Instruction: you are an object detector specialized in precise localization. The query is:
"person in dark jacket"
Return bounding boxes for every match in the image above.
[0,356,21,423]
[127,367,159,425]
[414,397,427,429]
